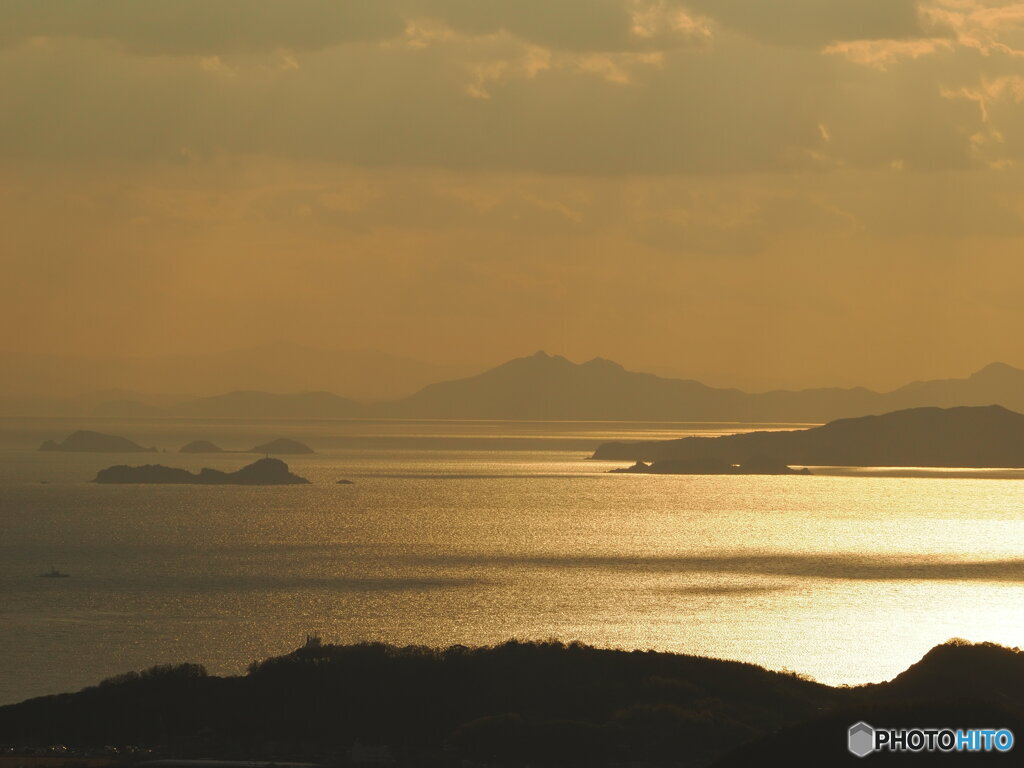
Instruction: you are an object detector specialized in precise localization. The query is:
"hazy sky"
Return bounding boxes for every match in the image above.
[3,0,1024,390]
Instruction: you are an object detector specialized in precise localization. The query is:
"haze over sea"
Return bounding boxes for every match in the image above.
[3,417,1024,706]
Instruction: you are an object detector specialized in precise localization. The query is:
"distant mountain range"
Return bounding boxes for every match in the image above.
[4,350,1024,422]
[0,342,470,408]
[375,352,1024,422]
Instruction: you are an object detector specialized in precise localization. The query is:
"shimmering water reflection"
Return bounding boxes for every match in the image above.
[2,418,1024,704]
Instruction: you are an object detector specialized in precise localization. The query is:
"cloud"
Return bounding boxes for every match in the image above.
[0,1,951,58]
[0,30,833,174]
[927,0,1024,55]
[684,0,937,47]
[0,0,711,56]
[7,3,1024,391]
[823,37,954,70]
[0,0,406,54]
[2,1,1020,177]
[408,0,710,52]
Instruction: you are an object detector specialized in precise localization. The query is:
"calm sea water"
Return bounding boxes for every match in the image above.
[2,417,1024,706]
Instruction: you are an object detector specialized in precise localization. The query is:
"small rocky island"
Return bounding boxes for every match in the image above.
[40,430,155,453]
[94,457,310,485]
[248,438,314,454]
[179,440,224,453]
[611,456,810,475]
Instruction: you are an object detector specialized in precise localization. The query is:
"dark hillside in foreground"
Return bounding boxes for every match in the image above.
[2,639,1024,767]
[594,405,1024,467]
[717,640,1024,766]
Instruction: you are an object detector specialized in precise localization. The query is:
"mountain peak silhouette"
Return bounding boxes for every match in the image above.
[498,350,572,371]
[971,361,1022,380]
[581,356,625,372]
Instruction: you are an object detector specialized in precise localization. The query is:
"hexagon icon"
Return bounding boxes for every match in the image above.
[848,722,875,757]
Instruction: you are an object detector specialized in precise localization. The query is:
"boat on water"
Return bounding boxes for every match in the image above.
[40,566,70,578]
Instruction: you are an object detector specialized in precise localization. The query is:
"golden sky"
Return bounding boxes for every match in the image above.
[3,0,1024,391]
